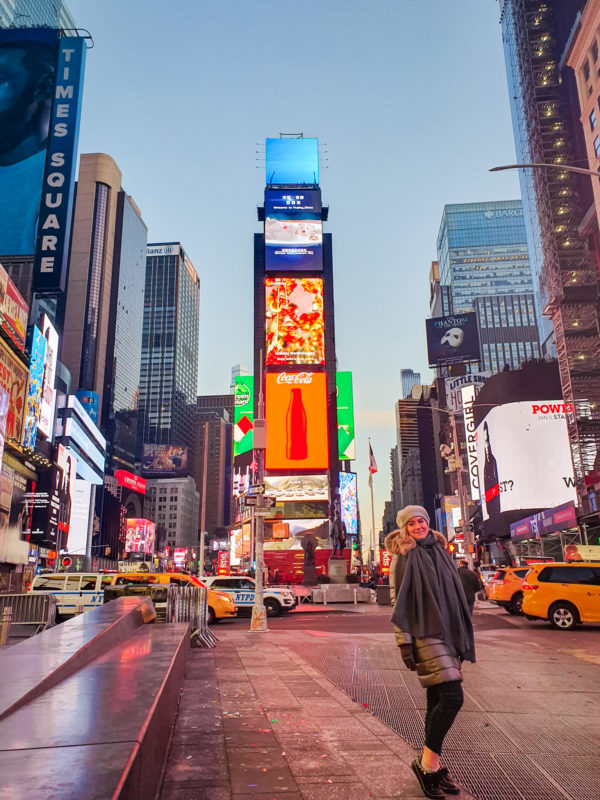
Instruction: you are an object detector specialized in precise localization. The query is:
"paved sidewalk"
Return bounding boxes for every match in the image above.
[159,627,477,800]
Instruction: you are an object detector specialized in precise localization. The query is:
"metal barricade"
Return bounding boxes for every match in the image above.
[166,585,216,648]
[0,593,57,640]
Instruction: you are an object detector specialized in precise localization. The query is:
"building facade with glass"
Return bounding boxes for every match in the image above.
[436,200,541,371]
[138,244,200,464]
[0,0,75,28]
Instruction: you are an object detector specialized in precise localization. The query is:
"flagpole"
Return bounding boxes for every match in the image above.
[369,472,376,567]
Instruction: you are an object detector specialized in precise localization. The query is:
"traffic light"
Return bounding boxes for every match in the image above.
[448,542,457,555]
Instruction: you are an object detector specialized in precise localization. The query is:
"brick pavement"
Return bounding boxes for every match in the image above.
[159,623,477,800]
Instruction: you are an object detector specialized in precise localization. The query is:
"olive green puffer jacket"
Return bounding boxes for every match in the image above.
[389,549,463,688]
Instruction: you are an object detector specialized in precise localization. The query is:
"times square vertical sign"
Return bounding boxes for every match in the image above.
[33,36,86,292]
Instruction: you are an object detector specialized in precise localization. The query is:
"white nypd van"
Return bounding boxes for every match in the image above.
[203,575,296,617]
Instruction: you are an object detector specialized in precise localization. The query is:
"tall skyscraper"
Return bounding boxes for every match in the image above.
[0,0,75,29]
[139,243,200,464]
[499,0,600,488]
[62,154,148,470]
[436,200,541,372]
[401,369,421,399]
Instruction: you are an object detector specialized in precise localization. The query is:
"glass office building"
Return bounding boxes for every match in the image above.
[436,200,541,372]
[0,0,75,28]
[138,244,200,463]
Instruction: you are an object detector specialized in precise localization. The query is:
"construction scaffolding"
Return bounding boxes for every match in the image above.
[501,0,600,495]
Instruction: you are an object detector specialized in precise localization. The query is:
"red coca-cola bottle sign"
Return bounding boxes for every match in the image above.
[286,387,308,460]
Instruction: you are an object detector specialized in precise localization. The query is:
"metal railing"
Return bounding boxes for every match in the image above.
[166,585,216,648]
[0,593,57,644]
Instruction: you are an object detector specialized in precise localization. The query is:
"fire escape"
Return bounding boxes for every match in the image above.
[505,0,600,493]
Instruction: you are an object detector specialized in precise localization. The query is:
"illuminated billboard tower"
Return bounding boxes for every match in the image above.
[254,136,355,559]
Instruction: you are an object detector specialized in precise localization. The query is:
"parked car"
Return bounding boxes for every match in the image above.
[522,562,600,630]
[485,566,531,614]
[203,575,296,617]
[110,572,237,624]
[30,572,115,618]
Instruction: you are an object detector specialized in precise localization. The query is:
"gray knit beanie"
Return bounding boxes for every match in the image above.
[396,505,430,531]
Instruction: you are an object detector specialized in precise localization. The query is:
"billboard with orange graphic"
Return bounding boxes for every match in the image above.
[265,372,329,471]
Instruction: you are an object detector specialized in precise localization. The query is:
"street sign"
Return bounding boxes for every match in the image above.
[258,496,275,508]
[245,496,259,506]
[248,484,265,496]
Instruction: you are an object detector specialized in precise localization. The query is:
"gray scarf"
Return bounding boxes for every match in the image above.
[391,532,475,662]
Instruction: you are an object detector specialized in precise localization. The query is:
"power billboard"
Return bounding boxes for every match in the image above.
[476,401,577,521]
[233,376,254,457]
[265,190,322,271]
[265,277,324,365]
[38,314,58,439]
[265,372,329,471]
[266,137,319,186]
[336,371,356,460]
[426,313,480,367]
[339,471,358,535]
[142,444,187,476]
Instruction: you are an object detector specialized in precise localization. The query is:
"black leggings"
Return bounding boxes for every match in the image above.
[424,680,464,754]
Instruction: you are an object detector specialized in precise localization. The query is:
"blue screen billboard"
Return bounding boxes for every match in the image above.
[266,138,319,185]
[339,472,358,535]
[265,190,323,271]
[0,29,60,256]
[23,326,47,450]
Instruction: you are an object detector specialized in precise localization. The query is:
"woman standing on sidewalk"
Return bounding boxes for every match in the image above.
[385,505,475,799]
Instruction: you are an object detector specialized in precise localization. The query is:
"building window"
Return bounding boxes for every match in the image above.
[594,136,600,158]
[591,109,597,131]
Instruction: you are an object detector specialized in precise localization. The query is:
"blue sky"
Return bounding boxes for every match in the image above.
[67,0,521,533]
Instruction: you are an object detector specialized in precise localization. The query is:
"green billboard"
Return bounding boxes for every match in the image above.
[234,376,254,456]
[336,371,355,460]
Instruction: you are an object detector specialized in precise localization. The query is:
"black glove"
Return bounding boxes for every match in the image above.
[400,643,416,671]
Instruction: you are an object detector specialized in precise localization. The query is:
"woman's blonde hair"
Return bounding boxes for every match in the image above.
[384,527,447,556]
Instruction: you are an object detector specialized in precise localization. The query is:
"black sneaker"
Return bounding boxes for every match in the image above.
[437,766,460,794]
[411,758,445,799]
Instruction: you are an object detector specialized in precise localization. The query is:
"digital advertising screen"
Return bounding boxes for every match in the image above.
[476,401,577,521]
[0,338,28,444]
[266,137,319,186]
[264,474,329,502]
[265,189,322,271]
[338,471,358,534]
[426,313,481,367]
[336,371,356,460]
[38,314,58,439]
[22,326,46,450]
[125,518,156,555]
[233,376,254,457]
[0,29,59,256]
[142,444,188,476]
[265,372,329,471]
[0,262,28,351]
[265,277,325,366]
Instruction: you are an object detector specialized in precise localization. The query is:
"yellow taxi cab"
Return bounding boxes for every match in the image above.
[522,562,600,630]
[109,572,237,624]
[485,566,531,614]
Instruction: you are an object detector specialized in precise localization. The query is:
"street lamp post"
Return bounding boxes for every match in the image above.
[490,162,600,179]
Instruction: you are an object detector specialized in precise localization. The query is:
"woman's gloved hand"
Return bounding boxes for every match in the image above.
[400,643,416,671]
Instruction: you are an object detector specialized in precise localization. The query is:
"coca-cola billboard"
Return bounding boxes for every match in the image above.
[265,372,329,470]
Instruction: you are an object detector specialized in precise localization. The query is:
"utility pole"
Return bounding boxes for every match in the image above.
[250,352,268,632]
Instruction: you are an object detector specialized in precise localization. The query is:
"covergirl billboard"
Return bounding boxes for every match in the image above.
[476,401,577,521]
[265,277,325,366]
[265,372,329,470]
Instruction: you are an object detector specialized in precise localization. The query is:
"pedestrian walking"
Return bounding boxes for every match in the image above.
[457,559,483,616]
[385,505,475,799]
